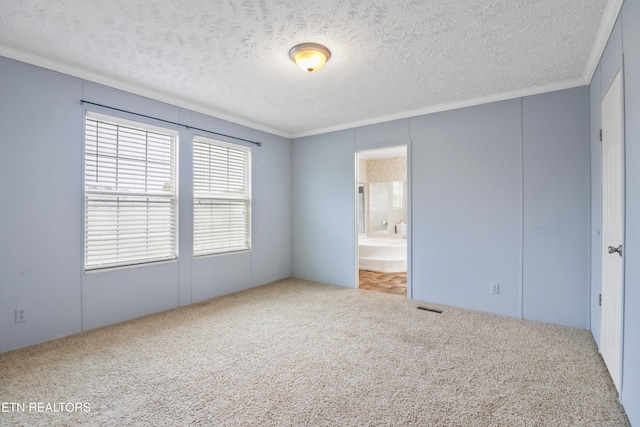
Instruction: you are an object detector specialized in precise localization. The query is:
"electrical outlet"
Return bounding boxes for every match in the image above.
[490,283,500,295]
[15,308,27,323]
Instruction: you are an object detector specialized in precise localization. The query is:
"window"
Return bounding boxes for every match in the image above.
[193,137,251,256]
[392,181,404,209]
[84,113,178,270]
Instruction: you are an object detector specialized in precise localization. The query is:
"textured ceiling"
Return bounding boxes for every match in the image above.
[0,0,619,138]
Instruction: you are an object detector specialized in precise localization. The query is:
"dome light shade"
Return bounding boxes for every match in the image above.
[289,43,331,73]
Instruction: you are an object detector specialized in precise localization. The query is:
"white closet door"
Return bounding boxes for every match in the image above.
[600,70,624,394]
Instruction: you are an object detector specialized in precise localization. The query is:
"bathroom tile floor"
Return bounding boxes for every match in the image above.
[358,270,407,296]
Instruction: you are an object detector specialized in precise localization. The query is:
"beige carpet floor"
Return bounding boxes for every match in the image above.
[0,278,630,426]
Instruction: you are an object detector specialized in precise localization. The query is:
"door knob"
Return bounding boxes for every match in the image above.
[608,245,623,257]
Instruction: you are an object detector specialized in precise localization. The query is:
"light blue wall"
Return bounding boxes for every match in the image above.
[291,88,590,330]
[291,130,355,287]
[522,89,590,328]
[0,58,84,351]
[600,16,624,93]
[410,99,523,318]
[620,0,640,424]
[354,119,409,148]
[82,262,180,331]
[249,129,293,287]
[0,56,291,352]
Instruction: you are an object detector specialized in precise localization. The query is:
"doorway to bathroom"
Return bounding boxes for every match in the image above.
[355,145,408,297]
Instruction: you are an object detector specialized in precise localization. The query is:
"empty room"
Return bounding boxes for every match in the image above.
[1,0,639,425]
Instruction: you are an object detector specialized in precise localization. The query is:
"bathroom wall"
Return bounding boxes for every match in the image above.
[364,156,407,234]
[366,156,406,183]
[358,158,367,183]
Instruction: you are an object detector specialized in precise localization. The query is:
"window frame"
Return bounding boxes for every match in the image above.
[83,111,179,272]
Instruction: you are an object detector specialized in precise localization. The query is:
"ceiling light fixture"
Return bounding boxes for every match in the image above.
[289,43,331,73]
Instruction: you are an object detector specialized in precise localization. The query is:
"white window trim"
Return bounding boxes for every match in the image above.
[83,111,179,271]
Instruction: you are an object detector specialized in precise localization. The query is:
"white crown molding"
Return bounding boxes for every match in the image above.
[3,0,616,144]
[0,43,589,141]
[0,45,292,139]
[291,78,587,139]
[582,0,624,84]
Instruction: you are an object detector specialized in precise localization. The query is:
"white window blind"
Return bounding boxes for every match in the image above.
[193,137,251,256]
[84,113,178,270]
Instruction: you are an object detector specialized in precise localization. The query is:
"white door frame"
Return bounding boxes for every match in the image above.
[600,69,625,394]
[354,142,412,298]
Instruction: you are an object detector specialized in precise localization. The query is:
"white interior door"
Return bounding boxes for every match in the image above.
[600,70,624,394]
